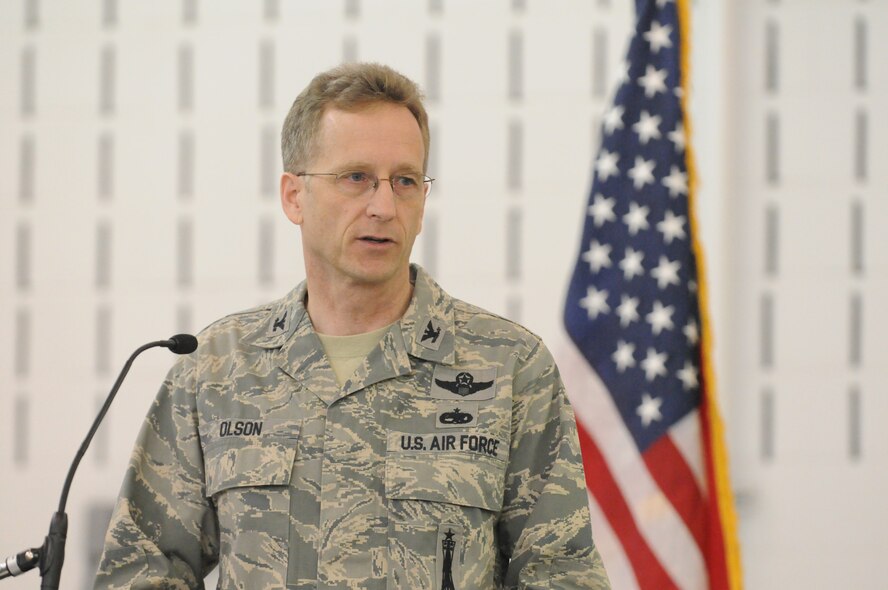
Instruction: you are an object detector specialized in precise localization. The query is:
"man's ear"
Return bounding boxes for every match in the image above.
[280,172,305,225]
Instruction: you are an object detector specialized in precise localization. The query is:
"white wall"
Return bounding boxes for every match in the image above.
[724,2,888,588]
[1,1,886,589]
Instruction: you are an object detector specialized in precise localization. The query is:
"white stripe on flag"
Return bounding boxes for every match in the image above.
[557,336,706,590]
[670,409,707,494]
[587,491,640,590]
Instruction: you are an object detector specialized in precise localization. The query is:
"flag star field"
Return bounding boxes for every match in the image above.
[565,0,699,453]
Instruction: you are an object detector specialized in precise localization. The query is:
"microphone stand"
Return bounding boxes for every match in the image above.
[0,335,197,588]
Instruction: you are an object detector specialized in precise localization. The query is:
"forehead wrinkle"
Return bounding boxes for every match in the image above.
[312,105,424,172]
[326,160,425,175]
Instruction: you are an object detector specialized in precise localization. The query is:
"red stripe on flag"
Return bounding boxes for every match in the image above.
[699,368,731,589]
[575,419,680,590]
[642,434,708,557]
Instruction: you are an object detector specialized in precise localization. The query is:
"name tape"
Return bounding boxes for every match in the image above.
[219,419,264,437]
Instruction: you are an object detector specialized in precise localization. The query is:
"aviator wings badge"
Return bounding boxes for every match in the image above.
[430,367,497,401]
[435,372,493,397]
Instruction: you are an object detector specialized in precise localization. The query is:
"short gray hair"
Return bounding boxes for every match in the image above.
[281,62,430,173]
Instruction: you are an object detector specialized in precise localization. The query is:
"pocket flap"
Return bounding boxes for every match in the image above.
[385,431,506,512]
[202,418,300,497]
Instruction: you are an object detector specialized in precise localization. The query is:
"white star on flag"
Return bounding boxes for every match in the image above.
[612,340,637,373]
[668,122,686,152]
[596,150,620,181]
[643,21,673,53]
[684,319,699,345]
[646,300,676,335]
[632,110,662,144]
[628,156,656,189]
[656,210,687,244]
[623,202,651,235]
[582,240,612,273]
[616,295,641,327]
[588,194,617,227]
[603,105,626,135]
[662,165,688,197]
[677,361,699,391]
[619,248,645,280]
[579,286,610,319]
[638,64,668,98]
[636,393,664,427]
[641,348,668,381]
[617,60,630,85]
[651,256,681,289]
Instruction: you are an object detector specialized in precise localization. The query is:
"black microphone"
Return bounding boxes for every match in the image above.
[164,333,198,354]
[0,334,198,587]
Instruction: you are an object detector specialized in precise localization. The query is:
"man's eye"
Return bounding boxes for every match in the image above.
[395,175,419,187]
[341,171,371,184]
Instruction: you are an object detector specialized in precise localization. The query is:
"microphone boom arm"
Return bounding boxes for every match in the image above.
[0,335,197,588]
[57,339,170,515]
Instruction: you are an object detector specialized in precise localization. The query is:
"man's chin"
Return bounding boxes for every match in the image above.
[342,261,408,287]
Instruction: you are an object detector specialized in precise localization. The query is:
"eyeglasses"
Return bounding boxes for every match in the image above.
[296,170,435,199]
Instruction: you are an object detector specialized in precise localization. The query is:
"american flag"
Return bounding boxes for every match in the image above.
[563,0,741,588]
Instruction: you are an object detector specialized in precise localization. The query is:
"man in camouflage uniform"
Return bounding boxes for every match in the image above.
[95,63,610,589]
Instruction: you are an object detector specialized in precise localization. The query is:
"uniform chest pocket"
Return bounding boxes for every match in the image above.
[201,419,300,589]
[384,431,506,590]
[204,439,296,495]
[201,418,300,495]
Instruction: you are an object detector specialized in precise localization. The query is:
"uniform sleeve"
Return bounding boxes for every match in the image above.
[94,359,219,590]
[499,341,610,589]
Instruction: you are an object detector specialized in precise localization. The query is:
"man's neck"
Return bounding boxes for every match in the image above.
[305,270,413,336]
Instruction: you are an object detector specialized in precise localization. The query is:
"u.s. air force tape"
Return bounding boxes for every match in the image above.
[430,367,497,401]
[389,431,504,459]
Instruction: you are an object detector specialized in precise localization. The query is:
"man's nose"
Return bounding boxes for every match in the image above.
[366,179,397,219]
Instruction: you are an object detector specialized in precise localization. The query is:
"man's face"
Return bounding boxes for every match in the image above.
[281,102,427,291]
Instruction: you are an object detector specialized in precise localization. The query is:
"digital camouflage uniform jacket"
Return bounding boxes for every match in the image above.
[95,265,610,589]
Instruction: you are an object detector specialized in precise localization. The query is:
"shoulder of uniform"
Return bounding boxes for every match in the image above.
[451,298,544,354]
[198,284,304,350]
[198,301,276,340]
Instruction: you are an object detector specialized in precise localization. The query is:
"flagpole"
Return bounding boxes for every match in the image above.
[676,0,744,587]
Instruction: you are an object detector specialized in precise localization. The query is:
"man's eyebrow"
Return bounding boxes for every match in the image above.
[332,161,423,174]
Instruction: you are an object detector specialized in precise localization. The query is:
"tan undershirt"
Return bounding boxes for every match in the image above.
[316,323,394,387]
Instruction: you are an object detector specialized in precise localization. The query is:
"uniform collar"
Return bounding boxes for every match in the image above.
[245,264,455,406]
[398,264,456,366]
[245,264,455,363]
[241,282,308,350]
